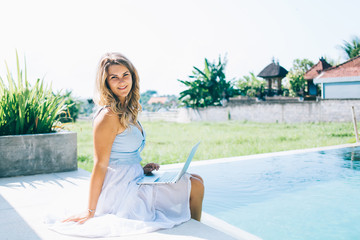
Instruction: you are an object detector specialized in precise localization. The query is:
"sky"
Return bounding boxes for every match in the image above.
[0,0,359,99]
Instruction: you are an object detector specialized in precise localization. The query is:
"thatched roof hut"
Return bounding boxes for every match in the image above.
[258,60,288,96]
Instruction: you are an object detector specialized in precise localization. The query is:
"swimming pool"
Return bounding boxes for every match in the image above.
[188,145,360,240]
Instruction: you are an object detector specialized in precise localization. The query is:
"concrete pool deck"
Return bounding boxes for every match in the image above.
[0,168,260,240]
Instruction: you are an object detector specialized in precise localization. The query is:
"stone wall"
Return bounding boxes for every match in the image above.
[139,110,180,122]
[183,99,360,123]
[139,99,360,123]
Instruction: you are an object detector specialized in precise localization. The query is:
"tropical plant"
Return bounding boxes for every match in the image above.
[286,58,314,97]
[236,72,266,98]
[178,56,239,108]
[340,36,360,59]
[0,53,67,136]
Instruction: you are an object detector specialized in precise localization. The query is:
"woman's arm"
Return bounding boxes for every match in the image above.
[63,109,122,224]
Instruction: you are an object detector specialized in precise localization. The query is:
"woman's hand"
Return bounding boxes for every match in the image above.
[62,210,95,224]
[143,163,160,175]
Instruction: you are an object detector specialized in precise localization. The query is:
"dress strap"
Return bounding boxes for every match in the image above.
[93,105,110,121]
[137,120,143,131]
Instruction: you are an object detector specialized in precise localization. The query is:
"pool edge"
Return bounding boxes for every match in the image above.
[201,212,262,240]
[161,143,360,169]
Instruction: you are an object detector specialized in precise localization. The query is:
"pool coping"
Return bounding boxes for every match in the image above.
[201,212,261,240]
[161,143,360,170]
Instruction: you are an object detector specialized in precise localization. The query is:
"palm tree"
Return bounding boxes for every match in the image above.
[340,36,360,59]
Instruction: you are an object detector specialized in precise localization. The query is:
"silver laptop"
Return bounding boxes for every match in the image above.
[137,142,200,185]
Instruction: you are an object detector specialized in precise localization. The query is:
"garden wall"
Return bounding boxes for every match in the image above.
[139,110,179,122]
[181,99,360,123]
[139,99,360,123]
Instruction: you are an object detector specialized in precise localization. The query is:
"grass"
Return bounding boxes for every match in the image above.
[68,120,357,172]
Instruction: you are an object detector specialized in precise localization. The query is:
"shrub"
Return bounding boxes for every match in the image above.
[236,72,266,99]
[0,53,67,136]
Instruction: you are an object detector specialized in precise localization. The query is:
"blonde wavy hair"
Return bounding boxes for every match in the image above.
[94,52,142,128]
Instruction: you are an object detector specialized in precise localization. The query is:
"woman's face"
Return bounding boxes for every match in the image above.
[107,64,133,104]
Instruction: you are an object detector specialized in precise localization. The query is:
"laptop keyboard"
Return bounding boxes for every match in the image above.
[156,172,177,183]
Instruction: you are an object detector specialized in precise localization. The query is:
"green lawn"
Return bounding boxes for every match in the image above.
[69,120,357,172]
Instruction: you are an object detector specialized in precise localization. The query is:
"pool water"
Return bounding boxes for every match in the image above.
[189,146,360,240]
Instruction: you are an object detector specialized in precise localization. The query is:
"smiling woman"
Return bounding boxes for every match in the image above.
[46,52,204,238]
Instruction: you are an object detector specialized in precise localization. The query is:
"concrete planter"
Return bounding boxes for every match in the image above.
[0,131,77,177]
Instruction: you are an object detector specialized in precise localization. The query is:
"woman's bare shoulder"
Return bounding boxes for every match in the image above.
[93,107,121,134]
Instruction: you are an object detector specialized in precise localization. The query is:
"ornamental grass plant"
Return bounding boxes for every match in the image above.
[0,53,67,136]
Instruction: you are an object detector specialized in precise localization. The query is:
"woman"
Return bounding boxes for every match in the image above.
[50,52,204,237]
